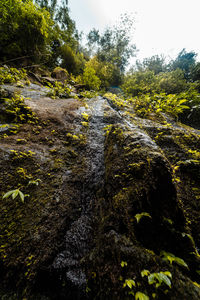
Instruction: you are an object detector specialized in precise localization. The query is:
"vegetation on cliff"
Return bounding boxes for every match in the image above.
[1,1,200,299]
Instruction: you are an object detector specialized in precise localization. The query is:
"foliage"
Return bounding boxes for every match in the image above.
[103,92,127,109]
[46,81,72,98]
[156,69,188,94]
[0,0,53,62]
[85,56,117,88]
[121,261,128,268]
[191,62,200,82]
[141,269,172,289]
[87,14,136,85]
[121,70,157,96]
[28,179,41,186]
[160,251,189,268]
[136,55,167,74]
[60,45,86,75]
[129,93,189,119]
[135,291,149,300]
[81,63,101,90]
[79,90,98,99]
[178,87,200,113]
[123,278,136,289]
[105,90,189,120]
[134,212,152,223]
[2,93,38,124]
[121,68,188,97]
[0,66,27,84]
[35,0,77,36]
[3,188,25,203]
[170,48,197,79]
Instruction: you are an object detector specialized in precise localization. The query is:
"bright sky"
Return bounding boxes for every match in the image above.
[68,0,200,65]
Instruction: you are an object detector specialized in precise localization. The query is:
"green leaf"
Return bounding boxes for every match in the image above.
[3,190,15,199]
[2,188,25,203]
[129,291,135,296]
[162,271,172,279]
[141,269,150,277]
[134,212,151,223]
[18,190,25,203]
[135,291,149,300]
[160,251,188,269]
[158,273,171,288]
[12,189,19,200]
[121,261,128,267]
[148,274,156,285]
[152,293,156,299]
[174,257,188,268]
[123,279,136,289]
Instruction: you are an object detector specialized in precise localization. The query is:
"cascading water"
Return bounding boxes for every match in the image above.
[52,96,107,296]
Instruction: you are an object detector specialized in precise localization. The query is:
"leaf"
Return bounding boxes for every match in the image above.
[152,293,156,299]
[158,273,171,288]
[135,291,149,300]
[162,271,172,279]
[123,279,136,289]
[2,188,25,203]
[141,269,150,277]
[129,291,135,296]
[148,274,156,285]
[3,190,15,199]
[12,189,19,200]
[121,261,128,267]
[178,99,187,105]
[196,270,200,275]
[174,257,188,269]
[134,212,151,223]
[160,251,188,269]
[19,190,25,203]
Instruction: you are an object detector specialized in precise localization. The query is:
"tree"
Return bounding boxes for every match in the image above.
[35,0,79,46]
[157,69,188,94]
[0,0,53,62]
[35,0,83,68]
[87,14,137,85]
[170,49,197,80]
[191,62,200,82]
[136,55,167,74]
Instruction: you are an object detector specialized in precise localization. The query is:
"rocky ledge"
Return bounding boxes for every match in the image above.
[0,82,200,299]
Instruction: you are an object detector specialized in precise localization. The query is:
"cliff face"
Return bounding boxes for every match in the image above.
[1,82,200,299]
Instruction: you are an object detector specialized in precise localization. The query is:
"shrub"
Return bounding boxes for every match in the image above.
[81,63,101,90]
[0,66,27,84]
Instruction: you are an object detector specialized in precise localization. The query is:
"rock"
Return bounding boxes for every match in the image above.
[51,67,69,82]
[0,83,200,299]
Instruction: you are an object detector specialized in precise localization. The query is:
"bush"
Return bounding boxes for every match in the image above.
[157,69,188,94]
[129,93,189,119]
[121,70,157,96]
[0,66,27,84]
[121,69,188,97]
[81,63,101,90]
[86,57,118,88]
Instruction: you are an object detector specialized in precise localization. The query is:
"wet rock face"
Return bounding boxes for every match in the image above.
[1,84,200,299]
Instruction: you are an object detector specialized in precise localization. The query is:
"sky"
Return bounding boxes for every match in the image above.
[68,0,200,65]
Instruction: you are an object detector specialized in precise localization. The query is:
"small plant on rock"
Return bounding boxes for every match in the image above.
[3,188,25,203]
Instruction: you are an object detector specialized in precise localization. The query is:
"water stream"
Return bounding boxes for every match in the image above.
[52,96,107,293]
